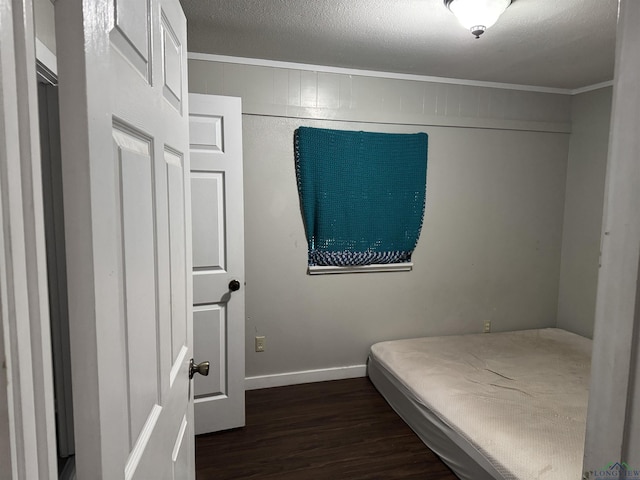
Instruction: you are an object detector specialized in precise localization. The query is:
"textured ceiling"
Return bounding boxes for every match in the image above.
[181,0,618,90]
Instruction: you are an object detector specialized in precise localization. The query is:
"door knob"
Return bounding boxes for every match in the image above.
[229,279,241,291]
[189,359,210,379]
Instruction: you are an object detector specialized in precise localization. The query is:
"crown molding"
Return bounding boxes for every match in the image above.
[570,80,614,95]
[187,52,589,95]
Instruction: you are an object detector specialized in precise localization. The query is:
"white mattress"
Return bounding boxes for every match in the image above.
[368,328,591,480]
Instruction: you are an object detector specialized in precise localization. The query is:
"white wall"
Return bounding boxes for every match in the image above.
[557,87,612,338]
[33,0,55,54]
[188,58,571,380]
[33,0,57,78]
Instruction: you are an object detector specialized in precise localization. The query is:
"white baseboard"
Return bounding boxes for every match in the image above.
[245,364,367,390]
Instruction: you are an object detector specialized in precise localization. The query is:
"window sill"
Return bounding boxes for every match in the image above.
[307,263,413,275]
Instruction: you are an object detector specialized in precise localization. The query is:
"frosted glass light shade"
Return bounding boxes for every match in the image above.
[445,0,511,38]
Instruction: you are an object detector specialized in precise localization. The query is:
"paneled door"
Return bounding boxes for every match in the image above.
[55,0,199,478]
[189,94,246,434]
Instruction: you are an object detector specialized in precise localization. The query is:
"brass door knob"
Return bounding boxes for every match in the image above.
[189,359,210,379]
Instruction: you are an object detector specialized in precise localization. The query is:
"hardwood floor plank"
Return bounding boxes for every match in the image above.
[196,377,457,479]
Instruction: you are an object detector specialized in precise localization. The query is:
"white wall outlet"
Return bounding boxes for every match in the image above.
[255,336,266,352]
[483,321,491,333]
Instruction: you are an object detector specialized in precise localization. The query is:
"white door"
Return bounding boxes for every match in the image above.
[55,0,198,478]
[189,94,246,434]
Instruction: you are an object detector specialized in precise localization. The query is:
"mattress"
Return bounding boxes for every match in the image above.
[368,328,591,480]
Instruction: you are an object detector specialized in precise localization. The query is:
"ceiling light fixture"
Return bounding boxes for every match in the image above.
[444,0,512,39]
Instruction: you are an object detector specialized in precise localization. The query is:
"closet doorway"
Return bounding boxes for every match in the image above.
[37,75,75,479]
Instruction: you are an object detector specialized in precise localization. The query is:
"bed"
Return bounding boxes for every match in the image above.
[367,328,591,480]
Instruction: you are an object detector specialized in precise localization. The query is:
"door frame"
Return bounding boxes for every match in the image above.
[0,0,57,478]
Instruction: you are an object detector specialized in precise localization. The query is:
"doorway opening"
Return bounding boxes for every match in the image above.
[37,67,75,479]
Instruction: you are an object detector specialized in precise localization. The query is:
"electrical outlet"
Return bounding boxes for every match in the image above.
[255,336,266,352]
[483,321,491,333]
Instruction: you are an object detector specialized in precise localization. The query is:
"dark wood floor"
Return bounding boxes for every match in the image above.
[196,377,457,479]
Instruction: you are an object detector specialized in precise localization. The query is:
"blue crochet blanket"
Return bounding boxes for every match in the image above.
[294,127,428,267]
